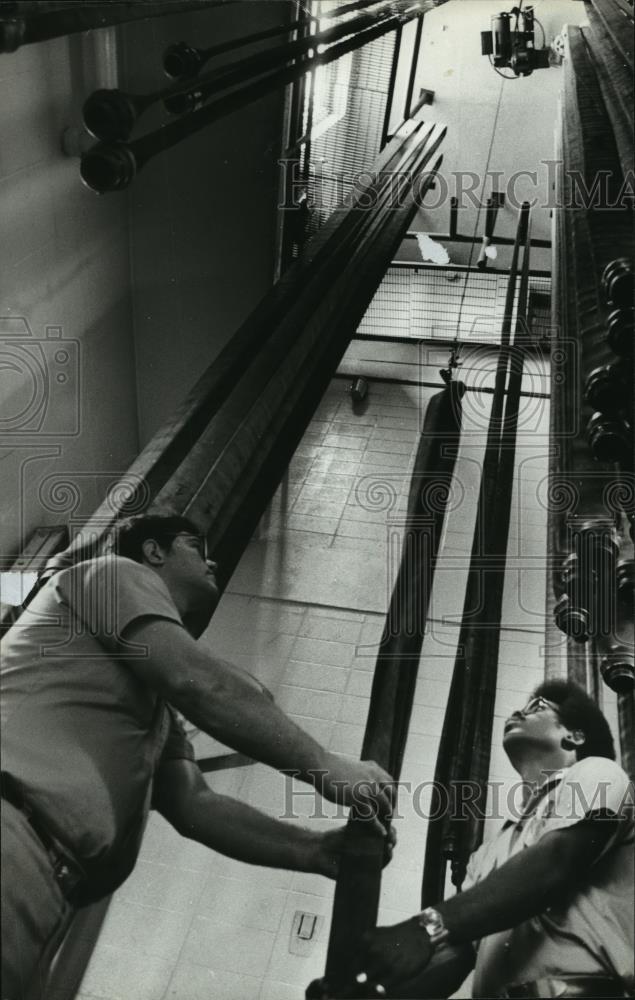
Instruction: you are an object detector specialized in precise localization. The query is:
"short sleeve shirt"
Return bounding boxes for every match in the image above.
[1,556,195,893]
[464,758,635,997]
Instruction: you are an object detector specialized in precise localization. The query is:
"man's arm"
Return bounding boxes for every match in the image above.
[122,618,393,817]
[436,812,619,941]
[361,815,620,989]
[381,943,475,1000]
[153,758,394,877]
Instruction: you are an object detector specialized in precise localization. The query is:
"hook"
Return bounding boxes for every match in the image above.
[440,345,462,384]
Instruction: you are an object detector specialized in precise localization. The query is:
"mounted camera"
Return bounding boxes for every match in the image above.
[481,6,550,77]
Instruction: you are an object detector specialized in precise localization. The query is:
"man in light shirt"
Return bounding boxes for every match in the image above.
[359,680,634,999]
[1,513,394,1000]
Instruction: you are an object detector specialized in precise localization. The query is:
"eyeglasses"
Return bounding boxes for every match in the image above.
[518,696,560,717]
[164,532,209,561]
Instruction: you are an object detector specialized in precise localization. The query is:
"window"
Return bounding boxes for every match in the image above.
[309,50,353,141]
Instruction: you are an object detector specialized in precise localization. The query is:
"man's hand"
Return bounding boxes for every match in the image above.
[358,918,434,990]
[156,759,395,880]
[311,753,395,832]
[312,823,397,880]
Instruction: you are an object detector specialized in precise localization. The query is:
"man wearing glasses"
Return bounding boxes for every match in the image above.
[1,513,394,1000]
[358,680,634,999]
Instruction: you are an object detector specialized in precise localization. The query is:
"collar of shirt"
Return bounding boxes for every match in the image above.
[502,768,568,832]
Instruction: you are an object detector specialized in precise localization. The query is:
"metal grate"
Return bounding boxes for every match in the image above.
[357,266,552,344]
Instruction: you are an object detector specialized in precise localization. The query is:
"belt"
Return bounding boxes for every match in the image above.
[498,977,629,998]
[1,772,84,902]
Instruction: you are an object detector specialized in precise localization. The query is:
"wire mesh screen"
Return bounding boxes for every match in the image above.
[357,266,552,344]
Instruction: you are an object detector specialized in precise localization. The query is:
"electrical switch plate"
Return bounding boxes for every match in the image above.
[289,910,324,956]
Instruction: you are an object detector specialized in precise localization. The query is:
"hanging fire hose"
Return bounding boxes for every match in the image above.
[421,202,532,908]
[307,379,465,1000]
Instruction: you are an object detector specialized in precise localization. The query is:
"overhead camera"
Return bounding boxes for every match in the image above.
[481,6,550,78]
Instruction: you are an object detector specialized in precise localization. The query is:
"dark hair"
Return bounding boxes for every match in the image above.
[533,679,616,761]
[109,513,202,564]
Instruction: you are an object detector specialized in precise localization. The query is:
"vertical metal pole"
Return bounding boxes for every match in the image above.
[380,25,403,149]
[302,41,318,186]
[280,2,314,269]
[404,13,424,118]
[449,194,458,237]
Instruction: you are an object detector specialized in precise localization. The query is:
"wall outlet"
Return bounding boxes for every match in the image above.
[289,911,324,956]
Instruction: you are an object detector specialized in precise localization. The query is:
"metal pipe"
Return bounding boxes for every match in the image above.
[407,94,429,120]
[380,24,403,149]
[163,26,304,81]
[81,3,429,192]
[449,194,458,237]
[335,365,550,397]
[404,13,424,117]
[0,1,243,54]
[389,259,550,277]
[485,195,498,238]
[290,7,316,260]
[404,230,551,249]
[302,68,316,187]
[490,203,531,426]
[286,3,313,160]
[278,13,312,267]
[321,0,399,18]
[162,0,386,78]
[82,0,414,142]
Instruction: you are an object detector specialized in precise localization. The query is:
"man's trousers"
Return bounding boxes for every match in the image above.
[1,801,73,1000]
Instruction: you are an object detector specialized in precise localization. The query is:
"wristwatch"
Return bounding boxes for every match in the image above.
[416,907,450,948]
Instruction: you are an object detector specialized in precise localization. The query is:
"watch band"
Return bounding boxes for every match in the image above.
[416,907,450,947]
